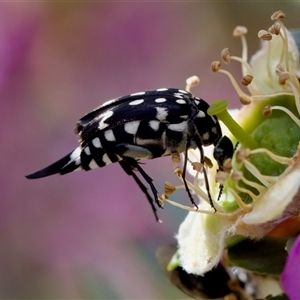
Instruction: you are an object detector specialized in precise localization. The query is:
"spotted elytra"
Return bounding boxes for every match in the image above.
[26,88,234,221]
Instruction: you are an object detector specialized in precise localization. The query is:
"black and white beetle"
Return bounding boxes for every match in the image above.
[26,88,234,221]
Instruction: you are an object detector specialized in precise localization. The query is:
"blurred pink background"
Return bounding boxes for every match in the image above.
[1,2,299,299]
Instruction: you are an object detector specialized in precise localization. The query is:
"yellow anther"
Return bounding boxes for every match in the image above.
[173,167,182,176]
[191,162,203,173]
[185,76,200,92]
[258,29,272,41]
[171,152,181,164]
[164,181,176,195]
[262,104,272,117]
[268,23,281,35]
[211,61,221,73]
[239,95,252,105]
[204,156,214,168]
[222,158,233,172]
[233,26,248,37]
[241,74,253,86]
[236,148,251,163]
[221,48,231,64]
[231,170,243,181]
[271,10,285,21]
[278,72,290,85]
[216,171,227,185]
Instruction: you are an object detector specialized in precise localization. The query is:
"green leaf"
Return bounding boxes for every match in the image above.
[228,237,288,275]
[264,293,289,300]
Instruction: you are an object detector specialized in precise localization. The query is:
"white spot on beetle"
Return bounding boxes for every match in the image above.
[92,137,102,148]
[211,126,218,134]
[156,107,168,121]
[155,98,167,103]
[178,89,188,94]
[124,121,140,135]
[89,159,98,169]
[99,110,114,130]
[156,88,168,92]
[70,147,81,165]
[202,132,210,141]
[99,122,109,130]
[104,129,116,142]
[102,153,112,164]
[197,110,206,118]
[84,146,91,155]
[102,98,116,107]
[176,99,186,105]
[130,91,146,96]
[168,121,187,132]
[149,120,160,131]
[129,99,144,106]
[174,93,183,98]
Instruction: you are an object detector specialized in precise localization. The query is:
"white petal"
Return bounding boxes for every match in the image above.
[242,156,300,224]
[177,204,232,275]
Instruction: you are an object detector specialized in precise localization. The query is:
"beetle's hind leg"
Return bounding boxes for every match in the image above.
[115,143,161,220]
[119,159,160,222]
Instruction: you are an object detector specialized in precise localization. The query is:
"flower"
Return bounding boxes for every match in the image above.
[159,10,300,298]
[281,234,300,299]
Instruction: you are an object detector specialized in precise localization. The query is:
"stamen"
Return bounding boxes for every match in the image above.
[243,160,278,186]
[270,105,300,127]
[216,171,228,185]
[227,187,253,212]
[173,167,182,177]
[233,26,249,76]
[231,171,259,201]
[221,48,253,76]
[171,153,181,170]
[262,104,272,117]
[222,158,233,172]
[191,162,203,173]
[221,48,231,64]
[204,156,214,168]
[276,63,290,86]
[174,167,210,203]
[231,170,243,181]
[250,148,292,165]
[270,11,289,72]
[232,169,266,194]
[241,75,253,86]
[164,199,223,215]
[271,10,286,20]
[164,181,177,195]
[233,26,248,37]
[236,148,251,163]
[185,76,200,92]
[258,30,272,41]
[274,63,300,114]
[268,23,281,35]
[240,174,267,194]
[234,183,259,202]
[211,61,252,105]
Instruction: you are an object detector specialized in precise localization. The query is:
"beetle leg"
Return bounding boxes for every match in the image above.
[119,160,159,222]
[181,139,199,209]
